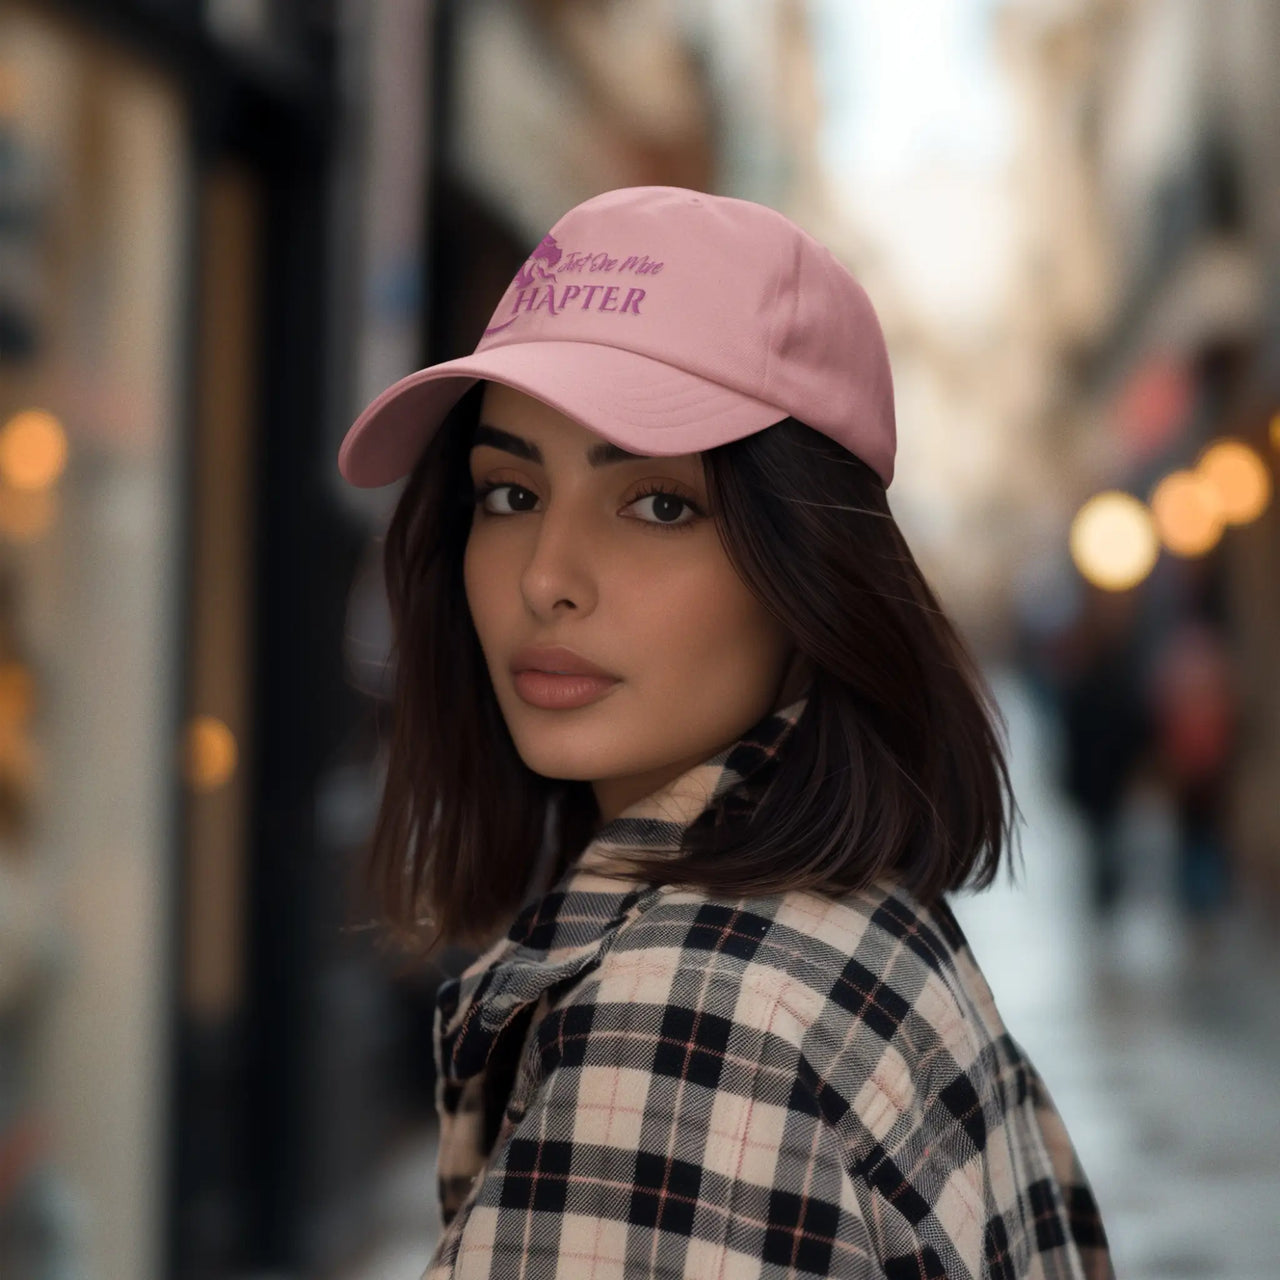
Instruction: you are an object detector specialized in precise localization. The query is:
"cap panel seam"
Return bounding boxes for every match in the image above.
[760,226,800,402]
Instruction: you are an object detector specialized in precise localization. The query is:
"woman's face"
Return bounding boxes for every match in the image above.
[464,381,806,825]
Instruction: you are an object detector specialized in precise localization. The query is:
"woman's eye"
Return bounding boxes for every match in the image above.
[472,482,703,530]
[626,489,701,528]
[473,482,537,515]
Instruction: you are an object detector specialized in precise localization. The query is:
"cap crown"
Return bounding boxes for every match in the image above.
[475,186,896,485]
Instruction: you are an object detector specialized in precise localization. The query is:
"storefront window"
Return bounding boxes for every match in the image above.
[0,6,188,1277]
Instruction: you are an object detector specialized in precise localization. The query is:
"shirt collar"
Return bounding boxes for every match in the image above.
[434,693,810,1086]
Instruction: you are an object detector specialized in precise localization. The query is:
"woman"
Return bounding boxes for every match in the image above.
[338,187,1116,1279]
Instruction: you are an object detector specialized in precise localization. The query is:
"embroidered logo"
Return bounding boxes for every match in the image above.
[483,233,665,336]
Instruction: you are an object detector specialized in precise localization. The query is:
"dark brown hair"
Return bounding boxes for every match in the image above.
[364,379,1022,961]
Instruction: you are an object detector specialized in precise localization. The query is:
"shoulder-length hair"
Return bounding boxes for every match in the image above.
[364,379,1022,960]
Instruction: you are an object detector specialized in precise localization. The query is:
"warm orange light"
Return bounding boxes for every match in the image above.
[1270,412,1280,451]
[182,715,239,791]
[0,662,35,724]
[1196,438,1271,524]
[0,409,69,491]
[0,62,22,116]
[1150,470,1223,556]
[0,486,57,542]
[1069,491,1159,590]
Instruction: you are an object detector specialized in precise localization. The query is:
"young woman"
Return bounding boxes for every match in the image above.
[338,187,1116,1279]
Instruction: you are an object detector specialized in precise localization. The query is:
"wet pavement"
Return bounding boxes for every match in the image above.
[950,669,1280,1280]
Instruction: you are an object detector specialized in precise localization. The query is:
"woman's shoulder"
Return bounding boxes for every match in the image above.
[604,875,971,981]
[555,878,1113,1277]
[593,876,990,1065]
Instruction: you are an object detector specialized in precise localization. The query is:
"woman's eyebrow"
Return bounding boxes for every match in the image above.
[471,422,657,468]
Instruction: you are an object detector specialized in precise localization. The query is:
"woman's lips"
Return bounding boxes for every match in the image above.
[513,670,621,710]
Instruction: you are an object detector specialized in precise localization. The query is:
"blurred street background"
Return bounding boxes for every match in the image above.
[1,0,1278,1277]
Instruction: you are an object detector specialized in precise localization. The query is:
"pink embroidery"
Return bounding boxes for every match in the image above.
[484,234,662,335]
[511,234,562,290]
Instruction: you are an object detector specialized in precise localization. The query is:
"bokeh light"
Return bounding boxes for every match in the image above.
[1069,490,1160,590]
[0,408,69,492]
[1196,438,1271,524]
[182,715,239,791]
[1150,468,1225,556]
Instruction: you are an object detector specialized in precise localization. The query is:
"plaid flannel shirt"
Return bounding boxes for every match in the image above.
[426,696,1116,1279]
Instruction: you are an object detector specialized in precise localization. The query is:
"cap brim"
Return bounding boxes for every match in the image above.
[337,339,790,488]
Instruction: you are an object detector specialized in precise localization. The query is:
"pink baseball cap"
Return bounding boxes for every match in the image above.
[337,185,896,489]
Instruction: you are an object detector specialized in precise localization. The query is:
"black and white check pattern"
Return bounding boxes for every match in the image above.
[426,697,1116,1278]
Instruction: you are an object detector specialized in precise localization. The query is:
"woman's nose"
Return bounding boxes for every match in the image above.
[519,499,598,615]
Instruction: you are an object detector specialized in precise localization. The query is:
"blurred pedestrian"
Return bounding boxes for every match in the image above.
[1054,587,1153,917]
[1146,617,1237,921]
